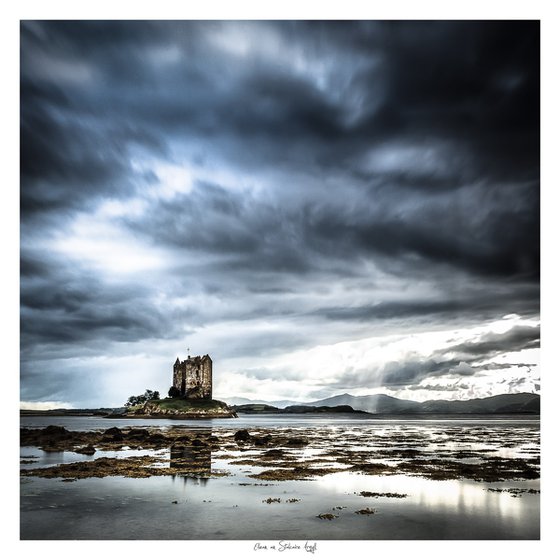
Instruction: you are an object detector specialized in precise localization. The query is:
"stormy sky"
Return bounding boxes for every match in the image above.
[20,20,540,408]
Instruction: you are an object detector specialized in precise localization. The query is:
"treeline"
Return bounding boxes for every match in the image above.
[125,389,160,407]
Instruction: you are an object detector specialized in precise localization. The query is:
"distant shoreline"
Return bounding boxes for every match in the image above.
[20,392,540,417]
[20,409,540,418]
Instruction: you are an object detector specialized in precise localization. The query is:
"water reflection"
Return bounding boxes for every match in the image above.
[169,429,212,484]
[316,470,538,526]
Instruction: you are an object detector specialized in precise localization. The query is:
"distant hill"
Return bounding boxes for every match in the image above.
[305,392,540,414]
[222,396,302,408]
[418,393,540,414]
[20,407,125,416]
[306,393,422,413]
[226,392,539,415]
[233,404,366,414]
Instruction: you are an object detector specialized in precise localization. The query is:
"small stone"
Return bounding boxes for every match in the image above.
[355,508,376,515]
[317,513,338,520]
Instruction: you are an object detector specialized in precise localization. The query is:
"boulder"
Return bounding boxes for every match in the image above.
[103,427,123,436]
[254,435,272,446]
[286,438,308,447]
[43,425,69,437]
[75,446,96,455]
[127,428,149,439]
[234,429,251,442]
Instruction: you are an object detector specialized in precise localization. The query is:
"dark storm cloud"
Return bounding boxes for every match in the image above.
[368,22,539,180]
[128,176,539,299]
[380,358,471,386]
[20,249,185,359]
[20,21,539,404]
[445,325,540,358]
[301,180,539,280]
[21,21,540,190]
[313,290,539,323]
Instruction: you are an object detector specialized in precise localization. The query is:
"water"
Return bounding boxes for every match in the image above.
[20,414,540,540]
[20,413,540,431]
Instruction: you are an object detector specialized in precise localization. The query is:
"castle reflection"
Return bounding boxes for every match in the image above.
[169,429,212,485]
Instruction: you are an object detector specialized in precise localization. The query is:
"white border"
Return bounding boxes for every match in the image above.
[5,2,558,558]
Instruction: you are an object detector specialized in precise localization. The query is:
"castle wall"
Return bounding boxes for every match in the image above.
[200,356,212,399]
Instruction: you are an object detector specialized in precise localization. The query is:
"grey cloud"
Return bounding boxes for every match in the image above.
[380,358,474,387]
[21,21,540,193]
[476,362,537,371]
[238,368,304,382]
[318,357,470,393]
[445,325,540,359]
[314,291,539,324]
[405,383,471,392]
[20,250,185,359]
[127,175,540,293]
[311,324,539,393]
[378,326,540,388]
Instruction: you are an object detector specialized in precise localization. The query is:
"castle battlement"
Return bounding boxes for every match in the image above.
[172,353,212,400]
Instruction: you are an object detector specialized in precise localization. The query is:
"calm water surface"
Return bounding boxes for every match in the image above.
[20,414,540,540]
[20,412,540,431]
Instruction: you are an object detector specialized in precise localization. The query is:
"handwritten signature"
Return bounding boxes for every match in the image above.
[254,541,317,554]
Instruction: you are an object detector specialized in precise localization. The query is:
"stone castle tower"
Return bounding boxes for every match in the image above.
[172,354,212,400]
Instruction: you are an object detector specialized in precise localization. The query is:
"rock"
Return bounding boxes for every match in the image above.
[254,436,272,446]
[128,428,149,439]
[355,508,376,515]
[43,425,69,437]
[103,427,123,436]
[263,497,281,504]
[40,425,71,445]
[191,439,206,447]
[317,513,338,520]
[263,449,283,457]
[102,427,124,442]
[234,429,251,442]
[286,438,308,447]
[75,446,96,455]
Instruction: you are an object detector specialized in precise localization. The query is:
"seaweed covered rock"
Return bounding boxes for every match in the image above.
[75,446,96,455]
[234,429,251,442]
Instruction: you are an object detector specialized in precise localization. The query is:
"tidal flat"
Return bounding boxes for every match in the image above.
[20,415,540,540]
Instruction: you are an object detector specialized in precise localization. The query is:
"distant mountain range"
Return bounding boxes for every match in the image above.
[20,393,540,417]
[224,392,540,414]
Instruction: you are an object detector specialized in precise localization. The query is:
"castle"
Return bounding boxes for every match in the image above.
[172,353,212,400]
